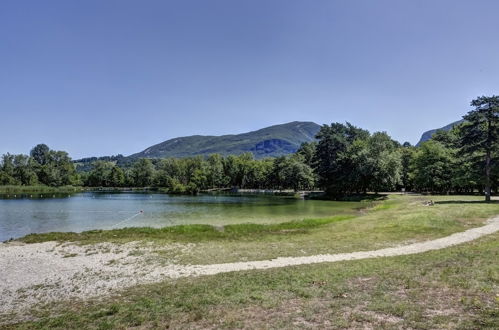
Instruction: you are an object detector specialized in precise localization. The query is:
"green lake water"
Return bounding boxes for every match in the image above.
[0,192,362,241]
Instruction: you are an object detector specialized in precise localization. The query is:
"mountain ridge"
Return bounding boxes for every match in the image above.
[416,119,464,146]
[128,121,321,159]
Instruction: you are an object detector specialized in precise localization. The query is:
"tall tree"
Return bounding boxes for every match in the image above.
[131,158,155,187]
[460,95,499,201]
[0,154,19,185]
[13,154,38,185]
[411,141,453,193]
[364,132,401,193]
[30,144,50,165]
[313,122,369,196]
[400,144,415,191]
[296,142,317,167]
[206,154,228,188]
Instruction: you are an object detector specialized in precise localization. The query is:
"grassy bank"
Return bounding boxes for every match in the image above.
[7,232,498,329]
[0,185,83,195]
[18,214,356,244]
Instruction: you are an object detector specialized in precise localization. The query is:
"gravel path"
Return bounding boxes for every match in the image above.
[1,216,498,318]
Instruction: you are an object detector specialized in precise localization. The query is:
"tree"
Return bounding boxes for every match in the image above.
[0,154,19,185]
[296,142,317,167]
[13,154,38,185]
[108,165,125,187]
[431,127,478,193]
[284,157,315,191]
[245,158,273,189]
[206,154,228,188]
[400,144,415,190]
[42,150,79,186]
[313,122,369,196]
[86,161,125,187]
[131,158,155,187]
[363,132,401,193]
[411,141,453,193]
[224,153,254,188]
[313,122,403,196]
[30,144,50,165]
[460,95,499,201]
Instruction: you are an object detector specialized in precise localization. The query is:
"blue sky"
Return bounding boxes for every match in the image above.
[1,0,499,159]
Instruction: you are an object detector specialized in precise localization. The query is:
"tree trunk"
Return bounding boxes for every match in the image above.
[485,150,491,202]
[485,113,492,202]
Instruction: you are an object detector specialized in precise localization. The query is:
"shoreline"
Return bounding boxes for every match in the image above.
[1,216,498,319]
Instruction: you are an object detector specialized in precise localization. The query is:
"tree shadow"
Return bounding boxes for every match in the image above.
[310,193,388,202]
[435,200,499,204]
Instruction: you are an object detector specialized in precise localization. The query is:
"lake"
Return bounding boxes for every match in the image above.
[0,192,361,241]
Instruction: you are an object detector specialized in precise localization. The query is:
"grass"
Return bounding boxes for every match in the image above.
[5,232,498,329]
[18,214,356,244]
[0,185,83,195]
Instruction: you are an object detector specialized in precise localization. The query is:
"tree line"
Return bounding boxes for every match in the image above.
[1,95,498,200]
[0,144,79,187]
[80,152,316,194]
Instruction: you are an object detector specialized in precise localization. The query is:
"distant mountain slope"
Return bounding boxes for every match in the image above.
[129,121,321,159]
[417,120,464,146]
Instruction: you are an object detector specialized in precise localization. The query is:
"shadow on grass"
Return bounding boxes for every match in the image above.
[309,193,388,202]
[435,200,499,204]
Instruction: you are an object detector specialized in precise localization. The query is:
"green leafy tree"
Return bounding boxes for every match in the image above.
[296,142,317,167]
[13,154,39,185]
[245,158,273,189]
[313,122,369,196]
[131,158,155,187]
[270,156,315,191]
[411,141,453,193]
[0,154,19,185]
[400,143,415,191]
[86,161,111,186]
[460,95,499,201]
[431,127,478,193]
[30,144,50,165]
[206,154,229,188]
[108,165,125,187]
[224,153,253,188]
[285,158,315,191]
[363,132,401,193]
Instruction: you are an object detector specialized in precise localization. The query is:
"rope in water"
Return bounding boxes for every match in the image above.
[110,210,144,228]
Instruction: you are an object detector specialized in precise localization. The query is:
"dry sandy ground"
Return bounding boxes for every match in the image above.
[1,216,498,320]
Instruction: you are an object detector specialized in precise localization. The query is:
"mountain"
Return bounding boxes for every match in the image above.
[416,120,464,146]
[128,121,322,159]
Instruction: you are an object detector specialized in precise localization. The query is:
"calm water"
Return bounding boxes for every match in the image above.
[0,192,360,241]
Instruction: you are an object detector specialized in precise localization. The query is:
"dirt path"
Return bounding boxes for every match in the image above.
[1,216,499,318]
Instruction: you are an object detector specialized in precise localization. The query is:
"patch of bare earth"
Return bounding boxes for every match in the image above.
[0,241,196,321]
[186,298,337,329]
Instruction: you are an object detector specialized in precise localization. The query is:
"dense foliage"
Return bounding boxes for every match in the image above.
[79,152,315,194]
[1,95,498,199]
[0,144,79,186]
[313,123,401,195]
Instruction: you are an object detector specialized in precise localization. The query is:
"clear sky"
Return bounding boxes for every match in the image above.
[1,0,499,159]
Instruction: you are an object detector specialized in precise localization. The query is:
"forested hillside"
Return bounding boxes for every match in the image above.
[128,121,321,159]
